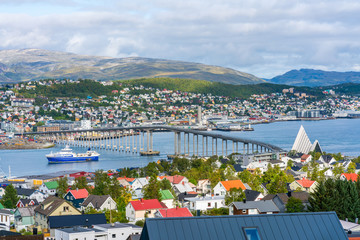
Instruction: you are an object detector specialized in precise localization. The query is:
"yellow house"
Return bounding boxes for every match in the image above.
[34,196,81,232]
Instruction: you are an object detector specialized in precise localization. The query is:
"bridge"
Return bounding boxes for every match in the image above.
[17,125,285,157]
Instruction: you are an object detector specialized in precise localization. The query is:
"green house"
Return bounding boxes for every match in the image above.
[160,190,174,208]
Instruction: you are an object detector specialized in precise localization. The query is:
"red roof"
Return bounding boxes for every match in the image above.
[296,178,316,188]
[341,173,358,182]
[130,199,167,211]
[68,189,89,199]
[158,208,193,218]
[301,154,311,162]
[159,175,185,184]
[117,177,135,183]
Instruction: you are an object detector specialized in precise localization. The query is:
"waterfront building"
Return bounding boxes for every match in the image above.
[292,125,322,154]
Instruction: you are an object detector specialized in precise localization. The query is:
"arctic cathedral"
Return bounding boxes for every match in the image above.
[291,125,322,154]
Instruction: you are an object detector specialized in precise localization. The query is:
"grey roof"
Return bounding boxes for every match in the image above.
[0,209,12,215]
[16,206,36,217]
[18,170,81,180]
[232,200,280,213]
[81,194,111,209]
[58,227,94,233]
[244,190,261,201]
[94,223,140,229]
[16,187,36,196]
[139,212,348,240]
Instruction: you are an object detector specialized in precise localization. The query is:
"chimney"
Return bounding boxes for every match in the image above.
[243,198,246,203]
[356,218,359,224]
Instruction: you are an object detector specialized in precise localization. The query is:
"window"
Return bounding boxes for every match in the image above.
[242,210,247,213]
[208,202,211,207]
[112,234,116,238]
[63,206,69,212]
[243,227,261,240]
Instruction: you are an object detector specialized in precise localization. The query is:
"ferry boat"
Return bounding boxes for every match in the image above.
[46,145,100,163]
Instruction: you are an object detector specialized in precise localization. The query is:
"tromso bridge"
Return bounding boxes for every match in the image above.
[17,126,284,157]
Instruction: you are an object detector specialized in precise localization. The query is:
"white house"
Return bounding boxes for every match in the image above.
[126,199,167,222]
[196,179,212,194]
[185,195,226,211]
[38,181,58,197]
[0,209,12,231]
[131,178,149,190]
[81,195,116,211]
[55,223,142,240]
[213,180,246,196]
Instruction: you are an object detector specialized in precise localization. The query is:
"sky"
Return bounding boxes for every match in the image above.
[1,0,360,78]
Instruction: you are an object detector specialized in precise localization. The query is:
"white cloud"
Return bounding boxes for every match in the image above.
[0,0,360,78]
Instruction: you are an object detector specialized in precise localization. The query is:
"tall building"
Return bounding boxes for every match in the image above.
[197,106,202,125]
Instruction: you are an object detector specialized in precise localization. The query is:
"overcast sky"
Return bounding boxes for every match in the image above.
[0,0,360,78]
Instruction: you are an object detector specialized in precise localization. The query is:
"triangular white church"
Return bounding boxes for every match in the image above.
[292,125,322,154]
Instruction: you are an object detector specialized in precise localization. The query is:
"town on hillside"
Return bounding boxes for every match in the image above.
[0,80,359,239]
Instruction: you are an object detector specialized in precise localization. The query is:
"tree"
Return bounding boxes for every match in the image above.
[309,178,360,222]
[56,177,69,198]
[333,163,345,178]
[225,187,245,205]
[159,179,172,190]
[238,169,251,183]
[2,185,19,208]
[286,197,304,213]
[142,176,161,200]
[348,162,356,173]
[116,187,132,223]
[72,176,90,191]
[93,170,111,195]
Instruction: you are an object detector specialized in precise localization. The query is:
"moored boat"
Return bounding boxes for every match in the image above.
[46,145,100,163]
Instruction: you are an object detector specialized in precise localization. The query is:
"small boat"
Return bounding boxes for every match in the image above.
[46,145,100,163]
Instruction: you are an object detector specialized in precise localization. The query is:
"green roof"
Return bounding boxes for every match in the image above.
[0,203,4,209]
[44,181,59,190]
[160,190,174,200]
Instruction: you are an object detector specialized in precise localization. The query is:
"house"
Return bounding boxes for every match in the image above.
[340,173,359,182]
[229,200,280,215]
[93,223,142,240]
[139,212,348,240]
[154,207,193,218]
[16,199,39,208]
[118,178,134,189]
[34,196,81,231]
[185,195,226,211]
[0,210,13,230]
[81,194,116,211]
[15,188,45,202]
[213,180,246,196]
[55,223,142,240]
[126,199,167,222]
[300,154,312,163]
[14,206,36,231]
[131,178,149,190]
[48,214,106,236]
[289,178,318,193]
[178,192,198,207]
[159,190,174,208]
[318,155,337,168]
[38,181,58,196]
[64,188,89,208]
[262,192,310,212]
[196,179,211,194]
[244,189,264,201]
[173,182,194,195]
[158,175,188,185]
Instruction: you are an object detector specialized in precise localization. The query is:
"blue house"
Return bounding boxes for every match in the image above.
[139,212,347,240]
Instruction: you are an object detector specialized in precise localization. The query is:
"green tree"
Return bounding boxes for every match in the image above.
[286,197,304,213]
[56,177,69,198]
[142,176,161,200]
[333,163,345,178]
[93,170,111,195]
[348,162,356,173]
[225,187,245,205]
[116,187,132,222]
[159,179,172,190]
[309,178,360,222]
[238,169,251,183]
[2,185,19,208]
[72,176,90,192]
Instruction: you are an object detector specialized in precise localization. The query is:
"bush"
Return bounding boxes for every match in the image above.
[135,220,145,227]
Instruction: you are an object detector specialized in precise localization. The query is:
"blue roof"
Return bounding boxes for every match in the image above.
[48,214,106,228]
[140,212,347,240]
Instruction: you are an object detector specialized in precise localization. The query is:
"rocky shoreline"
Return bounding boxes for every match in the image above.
[0,139,55,150]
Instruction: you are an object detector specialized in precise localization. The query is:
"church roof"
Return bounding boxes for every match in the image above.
[292,125,313,154]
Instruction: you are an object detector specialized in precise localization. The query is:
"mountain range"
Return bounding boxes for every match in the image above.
[0,49,264,85]
[269,69,360,87]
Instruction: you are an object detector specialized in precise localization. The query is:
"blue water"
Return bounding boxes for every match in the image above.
[1,118,359,176]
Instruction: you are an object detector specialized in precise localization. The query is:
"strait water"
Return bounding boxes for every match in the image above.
[0,118,359,176]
